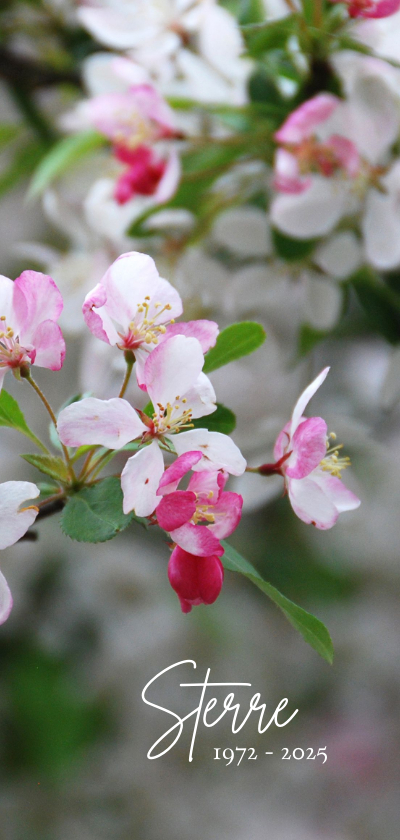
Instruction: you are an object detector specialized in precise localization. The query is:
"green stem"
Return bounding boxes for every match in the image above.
[24,372,76,480]
[119,351,135,399]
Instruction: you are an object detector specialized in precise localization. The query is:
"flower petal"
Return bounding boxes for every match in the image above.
[208,491,243,539]
[12,271,63,344]
[274,94,339,144]
[271,176,348,239]
[311,469,361,512]
[168,546,224,612]
[163,320,219,353]
[181,372,217,419]
[286,416,328,479]
[144,335,204,411]
[288,475,338,529]
[0,481,39,549]
[156,490,197,531]
[170,521,223,556]
[31,321,66,370]
[188,470,227,501]
[101,251,182,330]
[121,440,164,516]
[170,429,246,475]
[82,283,120,345]
[58,397,145,449]
[157,450,203,495]
[0,571,12,625]
[290,367,330,437]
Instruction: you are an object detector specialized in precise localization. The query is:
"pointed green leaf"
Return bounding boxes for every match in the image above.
[21,454,69,483]
[61,477,134,543]
[28,130,105,200]
[203,322,266,373]
[222,542,333,664]
[0,389,47,452]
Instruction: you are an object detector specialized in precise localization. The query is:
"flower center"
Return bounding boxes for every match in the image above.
[151,394,194,437]
[320,432,351,479]
[0,315,27,369]
[118,297,175,350]
[112,110,153,150]
[191,491,216,525]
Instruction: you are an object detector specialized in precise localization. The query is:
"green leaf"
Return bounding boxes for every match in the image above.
[0,139,44,199]
[191,403,236,434]
[0,389,47,452]
[28,130,105,200]
[222,542,333,664]
[203,321,266,373]
[21,454,68,483]
[350,268,400,344]
[242,16,296,56]
[272,229,317,262]
[61,477,134,543]
[0,123,20,150]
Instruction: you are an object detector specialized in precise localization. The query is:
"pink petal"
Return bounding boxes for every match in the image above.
[153,150,181,204]
[31,321,66,370]
[121,440,164,516]
[101,251,182,330]
[157,451,203,496]
[288,475,338,529]
[0,481,39,549]
[187,470,227,501]
[0,570,12,625]
[311,469,361,513]
[181,372,217,419]
[144,335,205,412]
[58,397,145,449]
[82,283,120,345]
[171,429,246,475]
[13,271,63,344]
[273,149,310,194]
[156,490,197,531]
[168,546,224,612]
[273,421,291,462]
[285,416,328,479]
[274,94,339,144]
[208,491,243,539]
[346,0,400,16]
[290,367,330,438]
[170,521,223,557]
[0,274,14,323]
[163,319,219,353]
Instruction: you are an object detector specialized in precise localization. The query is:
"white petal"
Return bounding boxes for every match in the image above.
[182,372,216,419]
[212,207,272,257]
[58,398,146,449]
[363,187,400,270]
[121,441,164,517]
[0,570,12,624]
[303,274,342,330]
[170,429,246,475]
[145,335,204,412]
[271,177,349,239]
[314,232,363,279]
[288,475,338,529]
[290,368,330,437]
[102,251,182,330]
[0,481,39,549]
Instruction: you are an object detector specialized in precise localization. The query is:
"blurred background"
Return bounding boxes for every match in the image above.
[0,0,400,838]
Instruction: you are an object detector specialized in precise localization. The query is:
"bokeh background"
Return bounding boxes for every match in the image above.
[1,1,400,838]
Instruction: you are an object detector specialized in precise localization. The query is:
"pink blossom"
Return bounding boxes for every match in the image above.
[167,545,224,613]
[114,145,168,204]
[330,0,400,17]
[58,335,246,518]
[273,94,360,195]
[0,270,65,390]
[156,451,243,556]
[82,251,218,386]
[79,84,176,149]
[0,481,40,624]
[260,368,361,529]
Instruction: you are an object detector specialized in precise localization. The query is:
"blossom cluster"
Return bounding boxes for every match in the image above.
[0,252,359,626]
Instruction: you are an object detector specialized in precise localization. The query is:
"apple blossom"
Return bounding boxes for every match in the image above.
[82,251,218,386]
[156,451,243,556]
[167,545,224,613]
[0,481,40,625]
[329,0,400,18]
[0,270,65,390]
[273,94,360,196]
[58,334,246,517]
[258,368,361,529]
